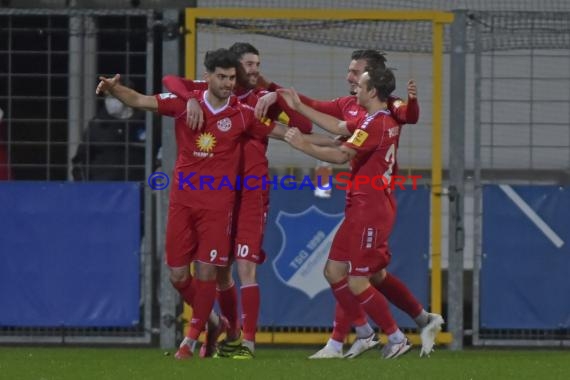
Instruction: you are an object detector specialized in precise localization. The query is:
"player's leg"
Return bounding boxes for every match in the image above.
[165,202,197,307]
[212,262,242,359]
[325,260,377,359]
[346,215,410,359]
[164,202,200,359]
[372,193,444,356]
[198,265,232,358]
[371,268,444,357]
[176,208,232,359]
[310,221,374,359]
[230,188,268,358]
[353,275,411,359]
[212,197,242,352]
[232,259,259,359]
[216,265,240,339]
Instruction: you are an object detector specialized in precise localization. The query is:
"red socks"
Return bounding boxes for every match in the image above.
[356,286,397,335]
[218,283,240,338]
[331,303,351,342]
[330,278,368,341]
[241,284,260,342]
[375,273,423,319]
[187,279,217,340]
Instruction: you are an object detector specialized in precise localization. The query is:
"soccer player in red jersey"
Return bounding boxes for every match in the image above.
[262,50,443,359]
[163,43,316,359]
[95,48,293,360]
[282,67,416,358]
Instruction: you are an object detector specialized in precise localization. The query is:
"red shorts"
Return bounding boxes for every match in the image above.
[165,202,232,268]
[328,198,396,276]
[231,188,269,264]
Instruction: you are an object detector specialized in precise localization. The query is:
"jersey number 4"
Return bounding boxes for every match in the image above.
[383,143,396,182]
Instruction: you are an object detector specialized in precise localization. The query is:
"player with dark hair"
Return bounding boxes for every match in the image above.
[95,48,295,360]
[162,42,316,359]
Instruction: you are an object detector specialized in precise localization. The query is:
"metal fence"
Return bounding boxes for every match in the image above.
[0,8,157,344]
[470,11,570,346]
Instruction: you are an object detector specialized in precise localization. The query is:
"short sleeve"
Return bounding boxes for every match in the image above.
[242,106,275,139]
[247,116,275,139]
[343,119,383,153]
[346,114,366,134]
[155,93,186,118]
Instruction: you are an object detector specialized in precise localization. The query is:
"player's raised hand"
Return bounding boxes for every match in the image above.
[186,98,204,130]
[407,79,417,100]
[96,74,121,95]
[254,92,277,120]
[284,127,306,150]
[276,88,302,110]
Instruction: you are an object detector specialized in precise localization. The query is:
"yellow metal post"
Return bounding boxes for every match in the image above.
[430,21,446,315]
[185,9,197,79]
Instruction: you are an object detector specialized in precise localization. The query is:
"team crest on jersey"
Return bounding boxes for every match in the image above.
[196,132,216,152]
[217,117,232,132]
[272,206,344,299]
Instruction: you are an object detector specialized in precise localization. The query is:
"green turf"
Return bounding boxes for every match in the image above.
[1,346,569,380]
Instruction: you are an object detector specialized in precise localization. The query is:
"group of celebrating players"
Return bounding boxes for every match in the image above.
[95,41,444,360]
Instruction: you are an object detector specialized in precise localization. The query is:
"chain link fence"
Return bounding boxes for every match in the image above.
[0,8,158,344]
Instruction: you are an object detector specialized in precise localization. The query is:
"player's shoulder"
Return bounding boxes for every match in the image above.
[334,95,356,106]
[228,97,255,124]
[360,110,397,134]
[388,95,406,109]
[235,99,255,113]
[378,109,399,126]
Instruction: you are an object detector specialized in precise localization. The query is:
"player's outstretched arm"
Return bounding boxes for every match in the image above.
[389,79,419,125]
[277,88,350,136]
[266,79,344,119]
[304,133,339,147]
[284,128,354,164]
[96,74,158,112]
[267,122,336,147]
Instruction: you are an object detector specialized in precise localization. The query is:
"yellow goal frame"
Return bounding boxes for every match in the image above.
[184,8,453,345]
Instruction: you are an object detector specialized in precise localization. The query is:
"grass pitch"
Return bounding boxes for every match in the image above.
[1,346,569,380]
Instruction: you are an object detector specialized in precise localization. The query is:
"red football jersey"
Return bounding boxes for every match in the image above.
[342,109,402,214]
[156,90,274,210]
[161,76,312,179]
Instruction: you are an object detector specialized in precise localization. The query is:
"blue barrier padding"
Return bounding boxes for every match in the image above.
[259,186,430,328]
[0,182,141,327]
[482,185,570,329]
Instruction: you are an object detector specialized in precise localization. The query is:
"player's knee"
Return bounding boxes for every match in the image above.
[370,269,387,286]
[216,265,233,288]
[169,267,189,284]
[195,262,217,281]
[324,261,347,284]
[237,260,257,285]
[347,276,368,295]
